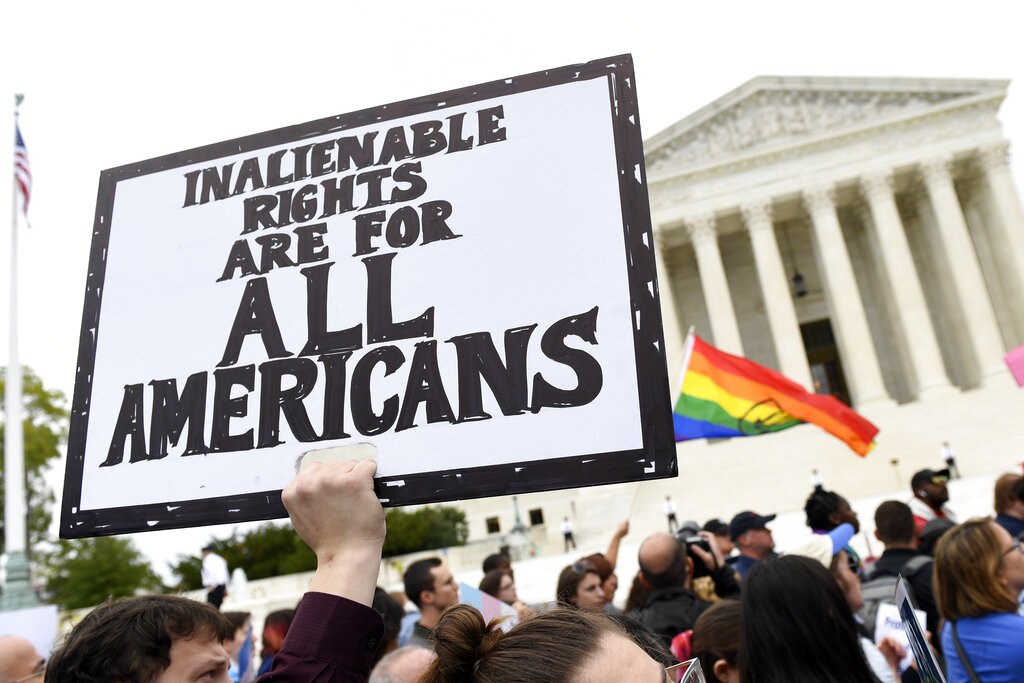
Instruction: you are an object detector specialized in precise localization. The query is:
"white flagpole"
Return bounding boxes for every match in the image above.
[2,93,35,610]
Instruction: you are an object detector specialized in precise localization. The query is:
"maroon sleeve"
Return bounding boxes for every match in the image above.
[261,592,385,682]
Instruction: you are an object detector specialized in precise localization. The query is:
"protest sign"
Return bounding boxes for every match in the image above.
[875,601,926,674]
[895,577,945,683]
[60,55,676,537]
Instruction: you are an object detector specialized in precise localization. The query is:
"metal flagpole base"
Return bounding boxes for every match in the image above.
[0,550,38,610]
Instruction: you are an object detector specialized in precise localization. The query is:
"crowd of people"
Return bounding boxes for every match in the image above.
[4,459,1024,682]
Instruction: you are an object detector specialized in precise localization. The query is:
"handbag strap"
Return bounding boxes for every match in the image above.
[951,621,984,683]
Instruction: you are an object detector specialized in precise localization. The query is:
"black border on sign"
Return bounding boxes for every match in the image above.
[60,54,676,539]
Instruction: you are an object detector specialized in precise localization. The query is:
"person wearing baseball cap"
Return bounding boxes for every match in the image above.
[728,511,777,580]
[908,467,957,537]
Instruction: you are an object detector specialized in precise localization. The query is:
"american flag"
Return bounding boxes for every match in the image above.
[15,122,31,218]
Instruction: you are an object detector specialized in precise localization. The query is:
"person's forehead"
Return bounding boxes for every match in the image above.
[167,635,229,669]
[431,565,453,583]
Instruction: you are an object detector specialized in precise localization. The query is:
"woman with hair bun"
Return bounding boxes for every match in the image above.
[419,603,670,682]
[555,560,607,612]
[934,517,1024,682]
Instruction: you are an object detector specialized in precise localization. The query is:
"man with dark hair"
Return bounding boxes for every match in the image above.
[862,500,940,644]
[630,531,738,646]
[47,458,392,681]
[908,467,957,536]
[45,595,232,682]
[402,558,459,648]
[994,473,1024,538]
[728,510,777,580]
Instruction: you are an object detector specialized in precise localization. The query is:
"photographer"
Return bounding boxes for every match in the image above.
[628,530,740,647]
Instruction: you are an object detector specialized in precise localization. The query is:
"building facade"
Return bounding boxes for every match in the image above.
[459,76,1024,552]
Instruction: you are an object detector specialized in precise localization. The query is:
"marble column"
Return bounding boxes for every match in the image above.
[978,141,1024,339]
[919,155,1008,384]
[686,213,743,355]
[741,199,813,388]
[653,226,685,380]
[860,171,954,398]
[803,184,892,405]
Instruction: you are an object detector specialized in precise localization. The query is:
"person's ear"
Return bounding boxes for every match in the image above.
[420,589,434,607]
[917,490,928,498]
[713,658,732,683]
[874,529,882,541]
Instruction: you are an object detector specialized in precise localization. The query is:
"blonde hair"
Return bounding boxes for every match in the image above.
[934,518,1018,620]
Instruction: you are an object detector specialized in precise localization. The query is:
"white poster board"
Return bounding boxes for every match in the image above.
[61,55,676,537]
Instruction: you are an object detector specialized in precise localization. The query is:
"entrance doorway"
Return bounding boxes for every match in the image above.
[801,319,851,406]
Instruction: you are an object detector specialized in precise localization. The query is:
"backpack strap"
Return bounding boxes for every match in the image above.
[902,554,932,579]
[951,621,984,683]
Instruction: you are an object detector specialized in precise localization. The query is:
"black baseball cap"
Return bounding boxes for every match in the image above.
[703,518,729,536]
[911,468,951,491]
[729,511,776,541]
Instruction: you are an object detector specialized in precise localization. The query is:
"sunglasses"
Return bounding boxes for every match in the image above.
[930,476,948,485]
[1003,540,1024,557]
[571,560,596,574]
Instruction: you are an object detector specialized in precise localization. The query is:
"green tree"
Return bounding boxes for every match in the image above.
[0,366,69,552]
[382,506,469,557]
[43,536,164,610]
[170,523,317,591]
[170,505,469,589]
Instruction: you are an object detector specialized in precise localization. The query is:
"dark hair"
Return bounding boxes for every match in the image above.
[582,553,614,582]
[555,561,600,607]
[260,609,294,657]
[222,611,250,635]
[45,595,231,683]
[421,604,628,682]
[478,569,512,600]
[804,489,842,531]
[609,614,677,667]
[623,572,651,614]
[638,538,688,590]
[874,500,916,545]
[372,586,405,664]
[482,553,510,574]
[404,557,442,608]
[918,517,956,556]
[691,599,741,677]
[994,474,1023,515]
[740,556,880,683]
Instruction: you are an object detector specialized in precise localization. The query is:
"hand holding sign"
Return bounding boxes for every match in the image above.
[283,454,385,607]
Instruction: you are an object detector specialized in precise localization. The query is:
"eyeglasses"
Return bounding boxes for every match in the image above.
[1003,540,1024,557]
[666,657,706,683]
[14,669,44,683]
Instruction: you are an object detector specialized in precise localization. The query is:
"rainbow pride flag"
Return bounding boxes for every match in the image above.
[673,335,878,456]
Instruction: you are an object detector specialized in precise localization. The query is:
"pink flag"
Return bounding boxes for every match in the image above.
[1005,344,1024,387]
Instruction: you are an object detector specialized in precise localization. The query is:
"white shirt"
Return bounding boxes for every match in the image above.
[202,552,230,588]
[664,499,677,515]
[561,519,573,534]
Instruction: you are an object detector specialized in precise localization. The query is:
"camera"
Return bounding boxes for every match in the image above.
[680,534,713,578]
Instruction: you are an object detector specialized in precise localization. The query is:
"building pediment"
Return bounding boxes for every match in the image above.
[645,76,1008,176]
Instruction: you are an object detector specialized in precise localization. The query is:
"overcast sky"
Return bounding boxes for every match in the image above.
[4,0,1024,580]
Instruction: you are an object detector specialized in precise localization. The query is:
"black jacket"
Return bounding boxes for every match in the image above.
[630,567,741,646]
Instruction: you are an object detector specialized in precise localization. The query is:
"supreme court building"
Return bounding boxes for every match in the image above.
[456,77,1024,551]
